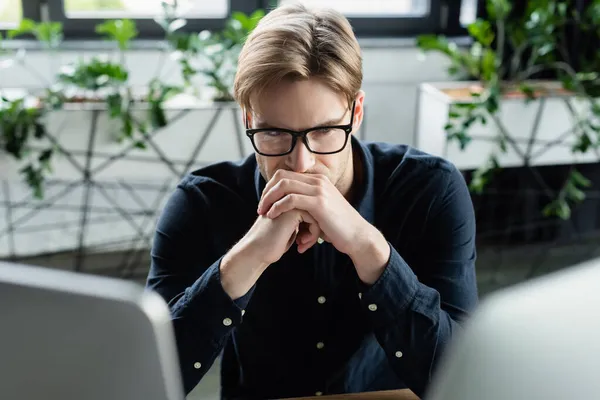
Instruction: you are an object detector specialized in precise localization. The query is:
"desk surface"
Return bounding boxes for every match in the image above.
[288,389,419,400]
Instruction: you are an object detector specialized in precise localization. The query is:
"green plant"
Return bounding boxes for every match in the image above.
[158,3,265,101]
[0,4,264,199]
[417,0,600,219]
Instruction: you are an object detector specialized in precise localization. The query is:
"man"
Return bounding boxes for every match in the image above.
[146,3,478,400]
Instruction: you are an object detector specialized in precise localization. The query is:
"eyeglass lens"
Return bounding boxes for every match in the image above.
[253,128,347,155]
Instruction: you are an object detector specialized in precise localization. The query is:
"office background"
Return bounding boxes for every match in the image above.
[1,1,599,398]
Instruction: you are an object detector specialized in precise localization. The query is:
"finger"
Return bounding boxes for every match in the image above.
[258,179,318,215]
[266,193,319,220]
[296,213,321,253]
[260,170,326,206]
[296,222,320,247]
[286,225,300,252]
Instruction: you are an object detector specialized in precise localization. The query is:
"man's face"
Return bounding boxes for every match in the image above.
[248,78,364,193]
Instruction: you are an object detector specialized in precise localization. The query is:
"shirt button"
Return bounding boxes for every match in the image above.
[241,310,246,316]
[368,304,378,311]
[193,362,201,369]
[316,342,325,349]
[223,318,233,326]
[315,391,323,396]
[358,292,362,299]
[395,351,403,358]
[317,296,326,304]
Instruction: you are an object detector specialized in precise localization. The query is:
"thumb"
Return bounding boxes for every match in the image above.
[296,211,321,253]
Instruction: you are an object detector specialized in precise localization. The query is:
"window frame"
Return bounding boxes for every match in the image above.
[343,0,451,38]
[45,0,263,39]
[3,0,477,39]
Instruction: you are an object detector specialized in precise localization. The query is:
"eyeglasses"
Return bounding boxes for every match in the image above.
[245,101,356,157]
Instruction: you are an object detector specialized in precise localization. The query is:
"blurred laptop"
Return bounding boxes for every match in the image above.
[0,260,184,400]
[2,255,600,400]
[425,256,600,400]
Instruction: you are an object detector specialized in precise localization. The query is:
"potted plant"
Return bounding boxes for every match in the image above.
[0,3,264,199]
[415,0,600,220]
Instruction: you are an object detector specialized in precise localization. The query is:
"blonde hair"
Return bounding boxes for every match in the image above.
[233,2,363,113]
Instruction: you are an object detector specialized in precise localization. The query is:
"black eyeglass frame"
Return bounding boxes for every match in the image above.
[245,101,356,157]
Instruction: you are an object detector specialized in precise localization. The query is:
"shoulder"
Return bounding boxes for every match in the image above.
[179,156,256,192]
[363,141,461,191]
[177,155,258,203]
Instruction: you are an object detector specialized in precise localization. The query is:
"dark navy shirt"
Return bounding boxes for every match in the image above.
[146,136,478,400]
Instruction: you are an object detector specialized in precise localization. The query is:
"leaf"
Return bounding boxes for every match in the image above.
[168,19,187,33]
[448,131,472,150]
[106,93,123,118]
[468,19,495,47]
[149,103,167,128]
[95,19,138,50]
[231,11,250,31]
[481,49,497,81]
[543,199,571,220]
[123,116,133,138]
[487,0,512,20]
[468,154,499,194]
[7,19,37,39]
[570,169,592,188]
[58,58,128,90]
[33,122,45,139]
[36,22,63,48]
[416,35,452,54]
[567,185,586,202]
[446,64,461,76]
[519,83,537,103]
[536,42,555,57]
[38,148,53,171]
[249,9,266,29]
[19,164,45,199]
[572,132,592,153]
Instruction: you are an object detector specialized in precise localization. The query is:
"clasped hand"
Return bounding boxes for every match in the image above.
[257,169,366,257]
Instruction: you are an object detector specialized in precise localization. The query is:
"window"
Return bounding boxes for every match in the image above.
[278,0,430,18]
[3,1,475,38]
[460,0,478,26]
[63,0,228,19]
[0,0,22,29]
[276,0,471,37]
[46,0,255,38]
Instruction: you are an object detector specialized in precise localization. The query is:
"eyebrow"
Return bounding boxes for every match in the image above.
[254,113,348,130]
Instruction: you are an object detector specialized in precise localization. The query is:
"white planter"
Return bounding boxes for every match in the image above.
[414,81,600,170]
[0,94,254,182]
[0,93,255,259]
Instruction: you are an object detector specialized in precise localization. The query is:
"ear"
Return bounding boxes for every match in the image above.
[242,109,252,129]
[352,90,366,135]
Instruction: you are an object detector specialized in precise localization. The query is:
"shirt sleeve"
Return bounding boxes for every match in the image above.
[359,165,478,398]
[145,181,254,395]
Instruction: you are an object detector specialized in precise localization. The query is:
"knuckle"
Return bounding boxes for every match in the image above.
[286,194,297,204]
[315,195,327,208]
[280,178,291,189]
[315,185,327,196]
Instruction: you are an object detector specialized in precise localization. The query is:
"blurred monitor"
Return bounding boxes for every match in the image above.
[425,257,600,400]
[0,261,184,400]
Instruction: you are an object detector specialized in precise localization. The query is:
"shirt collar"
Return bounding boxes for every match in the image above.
[253,135,375,225]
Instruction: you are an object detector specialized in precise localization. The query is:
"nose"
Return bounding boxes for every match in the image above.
[286,138,315,173]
